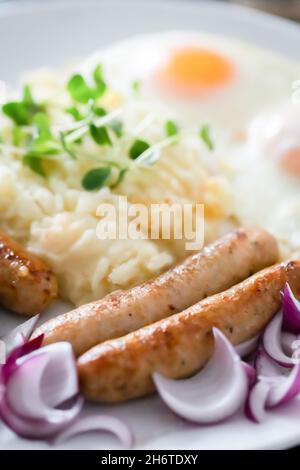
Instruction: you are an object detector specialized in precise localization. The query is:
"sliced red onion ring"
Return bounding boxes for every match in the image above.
[263,312,294,368]
[0,342,83,439]
[245,348,300,423]
[6,343,78,420]
[245,382,271,423]
[153,328,248,424]
[235,336,259,358]
[243,362,256,386]
[1,315,40,355]
[255,347,286,380]
[0,328,134,445]
[55,415,134,448]
[24,342,79,408]
[267,362,300,408]
[246,351,281,424]
[281,332,298,356]
[282,283,300,333]
[0,388,83,439]
[1,335,44,384]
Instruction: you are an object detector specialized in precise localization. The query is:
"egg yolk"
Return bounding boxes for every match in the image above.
[156,47,234,97]
[280,147,300,177]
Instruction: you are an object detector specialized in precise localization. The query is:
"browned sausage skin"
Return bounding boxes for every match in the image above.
[78,259,300,403]
[34,227,278,356]
[0,230,58,315]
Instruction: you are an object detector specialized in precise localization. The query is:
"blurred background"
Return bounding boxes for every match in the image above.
[0,0,299,22]
[231,0,300,20]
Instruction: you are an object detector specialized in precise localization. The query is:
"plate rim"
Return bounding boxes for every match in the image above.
[0,0,300,451]
[0,0,299,32]
[0,0,299,61]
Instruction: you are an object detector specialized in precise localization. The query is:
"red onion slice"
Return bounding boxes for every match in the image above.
[281,332,298,356]
[55,415,134,448]
[6,343,78,420]
[235,336,259,358]
[153,328,248,424]
[1,315,40,355]
[0,388,83,439]
[246,350,300,423]
[1,335,44,385]
[282,283,300,333]
[0,341,83,439]
[245,382,271,423]
[267,362,300,408]
[243,362,256,386]
[0,333,134,444]
[263,312,294,368]
[24,342,79,408]
[255,347,286,380]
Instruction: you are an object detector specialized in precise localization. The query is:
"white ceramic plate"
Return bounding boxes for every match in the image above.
[0,0,300,450]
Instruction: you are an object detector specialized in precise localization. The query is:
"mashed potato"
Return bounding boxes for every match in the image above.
[0,49,234,305]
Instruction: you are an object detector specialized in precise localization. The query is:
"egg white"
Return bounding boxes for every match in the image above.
[81,31,300,131]
[232,103,300,257]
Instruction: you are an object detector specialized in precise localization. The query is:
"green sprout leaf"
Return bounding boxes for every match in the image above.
[67,64,107,104]
[3,102,30,126]
[93,64,106,94]
[33,112,52,140]
[22,154,46,177]
[65,106,84,121]
[23,85,34,105]
[129,139,150,160]
[90,124,112,146]
[2,85,43,125]
[199,124,214,151]
[28,112,61,156]
[67,75,93,104]
[28,141,60,156]
[12,126,26,146]
[165,120,179,137]
[93,106,107,117]
[82,167,112,190]
[132,81,141,93]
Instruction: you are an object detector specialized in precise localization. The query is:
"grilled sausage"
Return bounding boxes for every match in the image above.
[78,259,300,403]
[0,230,58,315]
[34,227,278,356]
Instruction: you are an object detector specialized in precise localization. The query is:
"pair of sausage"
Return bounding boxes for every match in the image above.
[78,258,300,402]
[36,227,278,355]
[33,227,284,403]
[0,230,57,315]
[3,223,293,403]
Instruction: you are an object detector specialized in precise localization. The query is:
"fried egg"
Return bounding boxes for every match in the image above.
[233,103,300,257]
[252,103,300,177]
[82,31,299,129]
